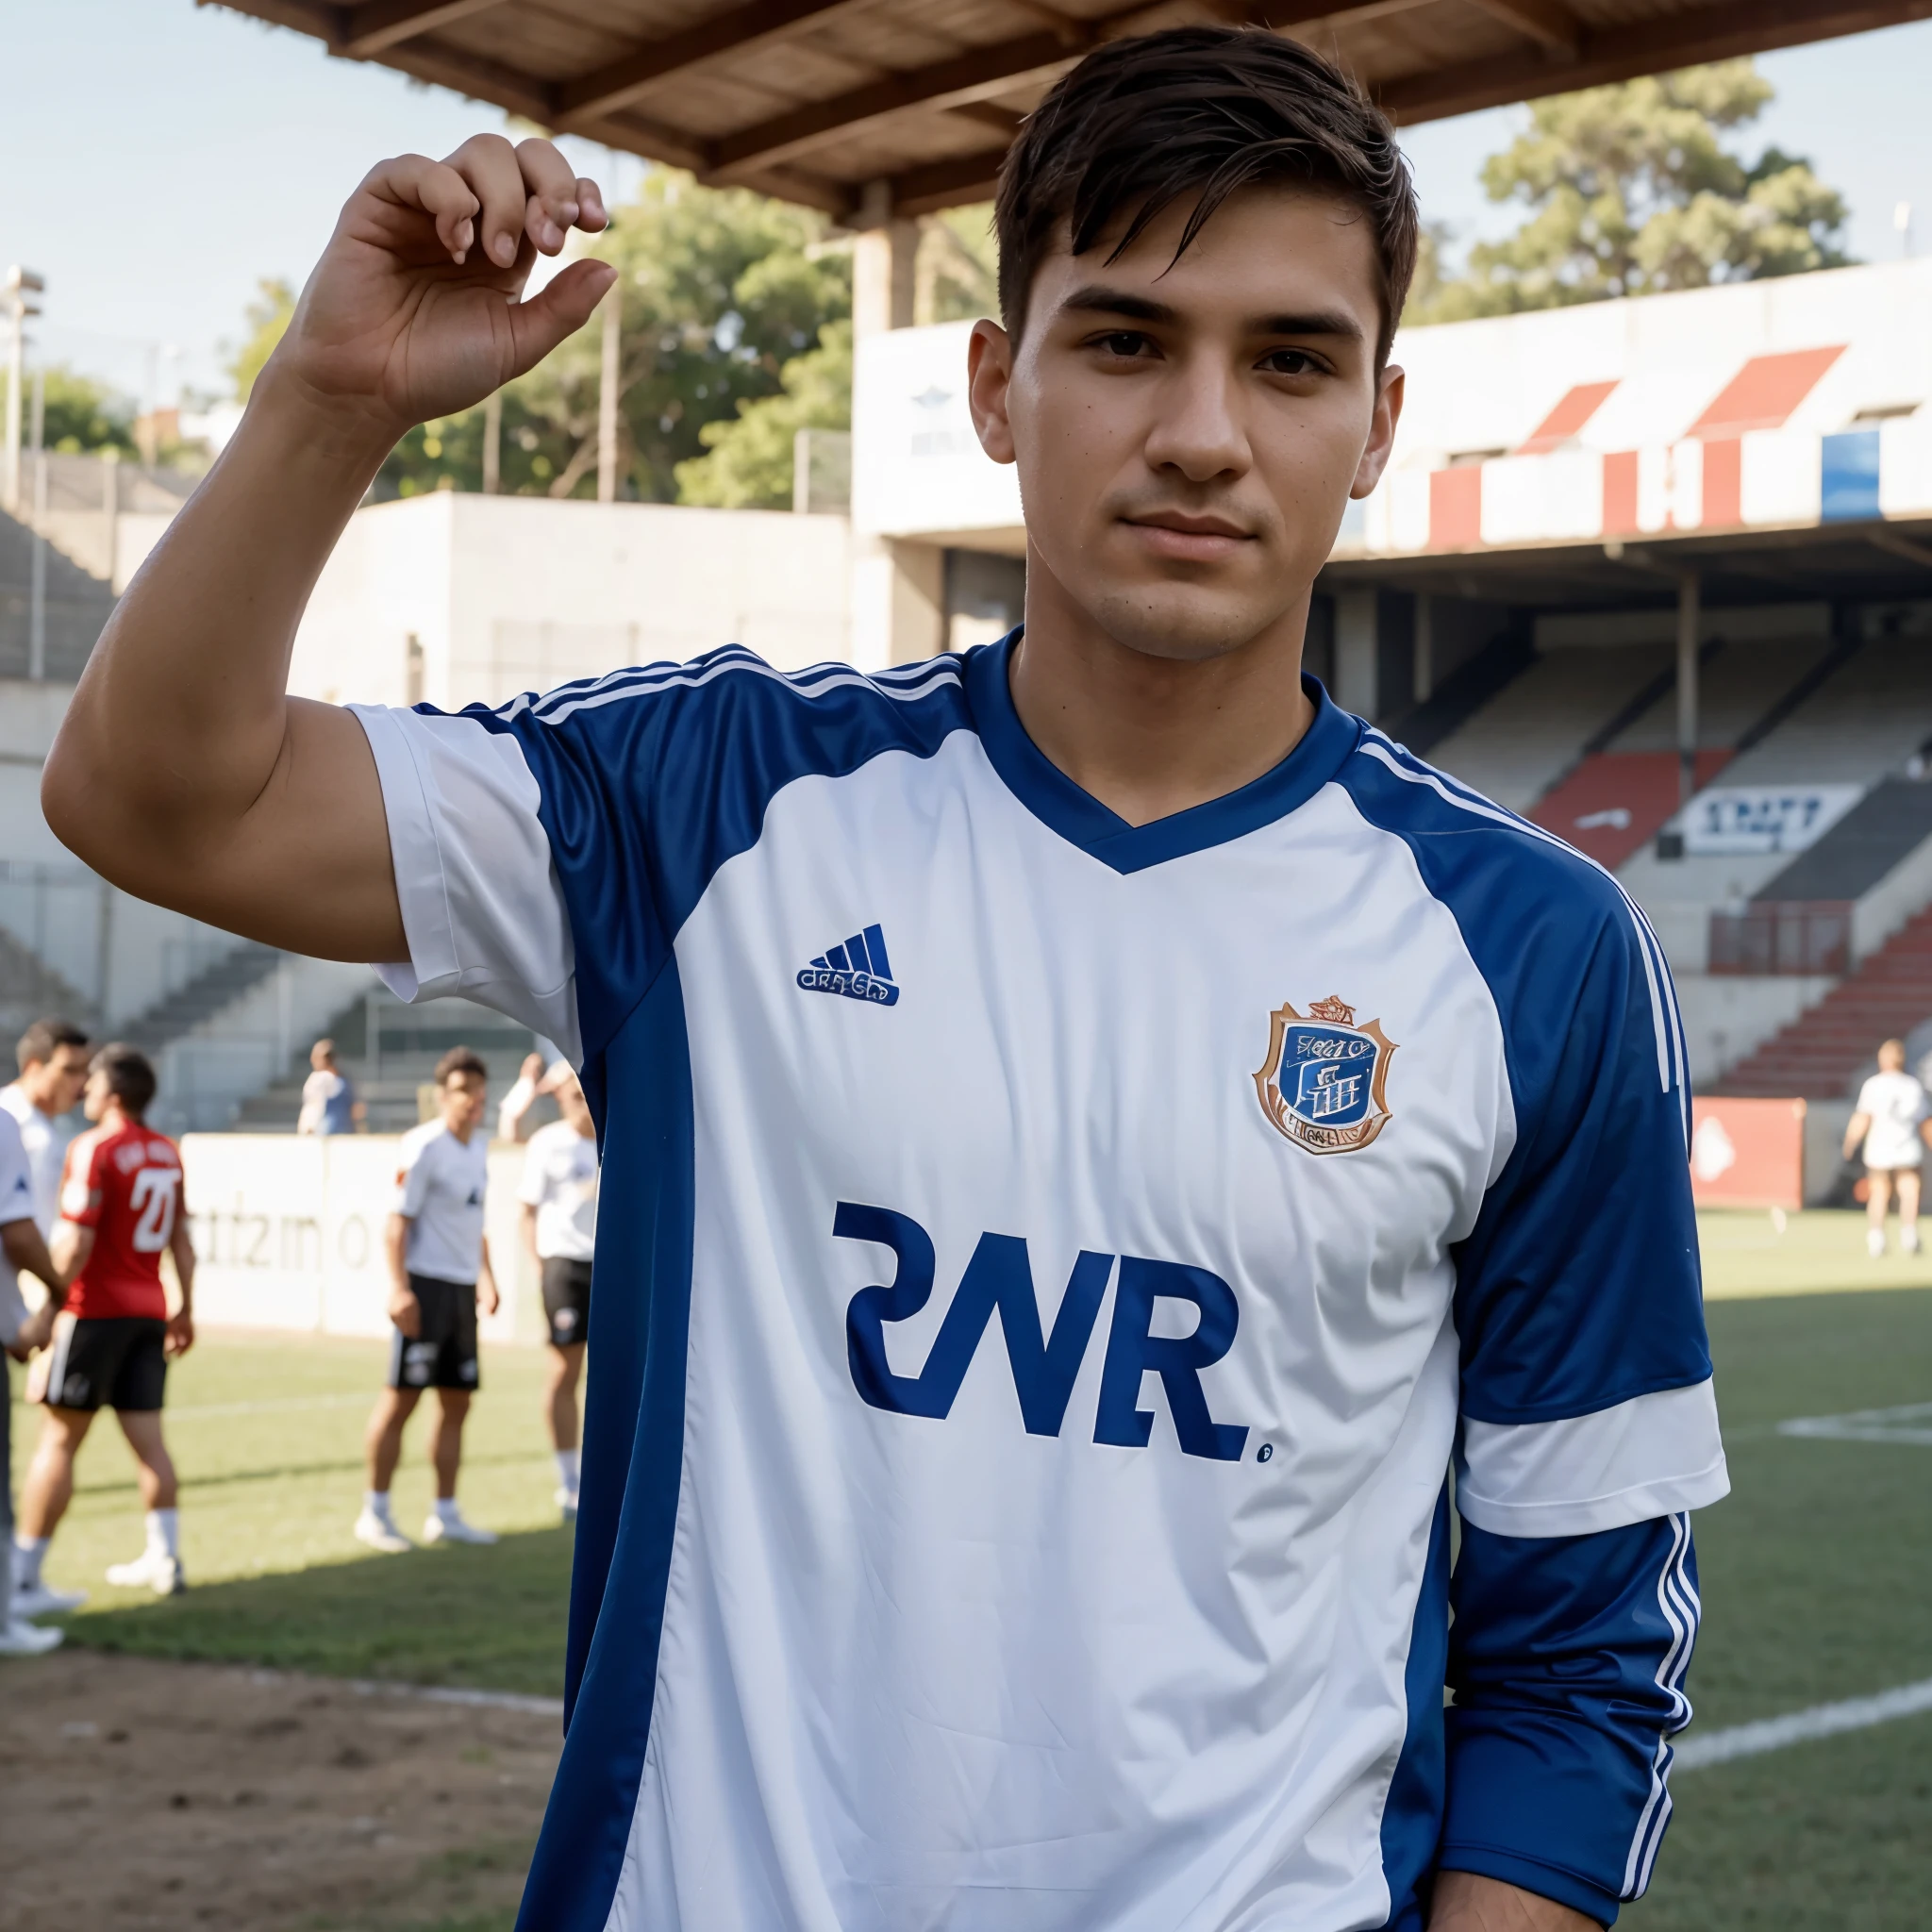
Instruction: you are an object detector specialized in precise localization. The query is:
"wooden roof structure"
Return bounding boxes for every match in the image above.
[207,0,1931,219]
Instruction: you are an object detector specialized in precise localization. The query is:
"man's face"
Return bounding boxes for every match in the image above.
[441,1072,489,1138]
[311,1042,333,1072]
[556,1074,593,1137]
[81,1067,112,1123]
[23,1044,90,1116]
[968,185,1401,664]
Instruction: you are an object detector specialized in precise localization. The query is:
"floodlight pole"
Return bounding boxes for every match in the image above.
[28,365,46,679]
[5,265,45,514]
[1676,570,1701,807]
[597,281,620,504]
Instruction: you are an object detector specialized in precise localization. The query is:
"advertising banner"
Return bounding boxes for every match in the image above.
[1689,1097,1806,1210]
[1681,784,1862,856]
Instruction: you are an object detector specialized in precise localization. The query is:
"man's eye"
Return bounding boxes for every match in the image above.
[1096,332,1152,358]
[1261,349,1321,375]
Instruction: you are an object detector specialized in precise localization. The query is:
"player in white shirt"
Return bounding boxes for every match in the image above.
[296,1037,365,1135]
[355,1048,501,1553]
[0,1105,68,1654]
[43,30,1729,1931]
[1843,1038,1930,1257]
[518,1068,598,1519]
[0,1017,92,1247]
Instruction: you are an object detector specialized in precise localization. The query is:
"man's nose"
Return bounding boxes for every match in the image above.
[1143,358,1250,482]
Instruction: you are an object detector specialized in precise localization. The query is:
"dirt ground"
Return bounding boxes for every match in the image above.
[1,1650,561,1932]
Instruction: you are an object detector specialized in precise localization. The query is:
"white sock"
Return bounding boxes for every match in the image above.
[12,1536,48,1589]
[556,1448,581,1491]
[147,1509,180,1559]
[364,1491,394,1522]
[435,1496,462,1523]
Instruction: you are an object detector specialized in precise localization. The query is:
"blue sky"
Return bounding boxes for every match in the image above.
[4,1,1929,406]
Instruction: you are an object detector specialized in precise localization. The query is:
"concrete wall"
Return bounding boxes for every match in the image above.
[290,492,854,711]
[1674,972,1840,1088]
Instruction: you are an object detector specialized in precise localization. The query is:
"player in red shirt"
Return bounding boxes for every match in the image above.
[14,1044,196,1600]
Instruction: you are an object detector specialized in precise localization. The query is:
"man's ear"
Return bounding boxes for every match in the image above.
[1351,363,1404,500]
[967,318,1017,466]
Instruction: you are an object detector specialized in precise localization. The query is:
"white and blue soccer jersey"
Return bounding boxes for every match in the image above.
[352,634,1728,1932]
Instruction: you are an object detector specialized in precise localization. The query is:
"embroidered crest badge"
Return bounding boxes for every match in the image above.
[1252,994,1396,1156]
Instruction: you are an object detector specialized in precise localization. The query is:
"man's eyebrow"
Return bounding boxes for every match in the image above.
[1058,286,1364,342]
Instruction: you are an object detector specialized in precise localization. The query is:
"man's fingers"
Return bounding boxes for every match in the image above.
[507,258,618,377]
[575,176,609,233]
[374,153,481,263]
[513,138,589,254]
[444,132,533,271]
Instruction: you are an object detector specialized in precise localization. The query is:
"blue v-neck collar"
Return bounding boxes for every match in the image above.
[963,629,1362,875]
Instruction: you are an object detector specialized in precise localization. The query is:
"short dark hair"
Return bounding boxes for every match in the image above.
[434,1047,488,1087]
[17,1017,90,1075]
[92,1043,158,1118]
[994,25,1418,363]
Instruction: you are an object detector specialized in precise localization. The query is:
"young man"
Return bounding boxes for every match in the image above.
[1,1104,68,1652]
[296,1036,365,1135]
[517,1065,597,1519]
[356,1046,500,1553]
[1,1018,92,1241]
[1843,1037,1930,1256]
[41,26,1726,1931]
[17,1046,194,1601]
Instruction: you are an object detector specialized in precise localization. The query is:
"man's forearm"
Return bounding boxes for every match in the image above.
[1430,1873,1599,1931]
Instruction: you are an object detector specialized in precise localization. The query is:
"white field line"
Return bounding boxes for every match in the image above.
[1776,1400,1932,1446]
[1676,1676,1932,1770]
[243,1667,564,1719]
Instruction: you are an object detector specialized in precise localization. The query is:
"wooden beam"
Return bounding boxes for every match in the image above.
[889,148,1009,218]
[341,0,507,58]
[1380,0,1932,124]
[708,27,1094,176]
[555,0,866,124]
[376,37,558,123]
[1463,0,1580,58]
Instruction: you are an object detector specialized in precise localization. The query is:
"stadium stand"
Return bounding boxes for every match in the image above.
[0,505,116,682]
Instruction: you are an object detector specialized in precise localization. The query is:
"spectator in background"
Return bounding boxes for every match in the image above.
[297,1038,365,1136]
[496,1042,566,1143]
[1843,1038,1931,1257]
[1,1018,92,1238]
[517,1067,597,1522]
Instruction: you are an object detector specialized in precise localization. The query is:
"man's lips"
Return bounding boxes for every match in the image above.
[1119,510,1256,560]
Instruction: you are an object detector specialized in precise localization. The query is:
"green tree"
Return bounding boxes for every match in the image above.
[227,278,296,400]
[1408,61,1851,323]
[38,367,137,455]
[676,319,852,508]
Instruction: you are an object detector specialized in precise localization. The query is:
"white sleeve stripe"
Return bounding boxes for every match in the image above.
[353,702,460,997]
[1624,1513,1699,1899]
[1354,737,1678,1108]
[1457,1380,1730,1539]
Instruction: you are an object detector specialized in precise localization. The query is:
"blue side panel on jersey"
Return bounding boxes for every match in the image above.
[1439,1515,1702,1924]
[1820,428,1881,523]
[1337,746,1710,1425]
[516,965,696,1932]
[466,651,974,1063]
[1377,1487,1451,1932]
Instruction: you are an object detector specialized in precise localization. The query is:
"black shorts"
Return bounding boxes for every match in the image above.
[36,1314,167,1412]
[388,1274,480,1391]
[541,1257,592,1350]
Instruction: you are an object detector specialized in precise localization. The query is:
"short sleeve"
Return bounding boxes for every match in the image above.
[393,1138,433,1220]
[1453,904,1728,1538]
[58,1137,104,1228]
[0,1110,34,1227]
[351,705,581,1060]
[517,1139,550,1208]
[1854,1076,1880,1116]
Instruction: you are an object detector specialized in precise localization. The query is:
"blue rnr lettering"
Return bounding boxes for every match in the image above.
[835,1203,1247,1461]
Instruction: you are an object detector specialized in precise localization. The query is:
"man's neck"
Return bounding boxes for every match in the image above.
[1007,564,1314,828]
[102,1103,139,1134]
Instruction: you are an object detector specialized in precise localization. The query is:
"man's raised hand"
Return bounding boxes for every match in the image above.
[270,133,615,438]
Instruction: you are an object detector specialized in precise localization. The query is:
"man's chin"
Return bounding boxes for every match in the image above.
[1077,582,1291,665]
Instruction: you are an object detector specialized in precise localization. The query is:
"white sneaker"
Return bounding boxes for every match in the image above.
[353,1510,416,1554]
[1868,1227,1887,1257]
[555,1486,580,1523]
[12,1579,88,1619]
[105,1550,185,1596]
[422,1509,497,1546]
[1904,1226,1922,1255]
[0,1617,63,1656]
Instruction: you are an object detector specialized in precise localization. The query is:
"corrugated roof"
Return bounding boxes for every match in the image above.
[203,0,1932,218]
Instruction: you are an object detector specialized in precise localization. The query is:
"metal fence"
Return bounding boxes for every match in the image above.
[1708,901,1854,976]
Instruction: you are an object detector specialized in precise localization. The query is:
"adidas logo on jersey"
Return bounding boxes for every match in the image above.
[796,923,899,1007]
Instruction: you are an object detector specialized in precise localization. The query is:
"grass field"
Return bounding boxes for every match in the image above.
[8,1208,1932,1928]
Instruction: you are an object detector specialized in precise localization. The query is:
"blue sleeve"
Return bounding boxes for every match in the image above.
[1440,1514,1701,1924]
